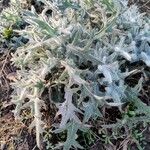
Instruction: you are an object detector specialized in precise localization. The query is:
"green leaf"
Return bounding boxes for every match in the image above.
[32,18,56,37]
[3,27,13,39]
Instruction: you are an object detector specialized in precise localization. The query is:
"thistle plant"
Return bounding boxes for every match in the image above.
[9,0,150,149]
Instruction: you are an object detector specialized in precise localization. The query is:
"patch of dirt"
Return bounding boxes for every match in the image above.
[0,113,38,150]
[0,113,23,149]
[0,52,15,116]
[90,140,105,150]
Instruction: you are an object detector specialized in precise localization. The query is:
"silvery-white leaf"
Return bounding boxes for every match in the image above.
[56,88,82,128]
[141,52,150,67]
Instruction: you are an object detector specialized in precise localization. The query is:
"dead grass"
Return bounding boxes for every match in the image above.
[0,113,25,150]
